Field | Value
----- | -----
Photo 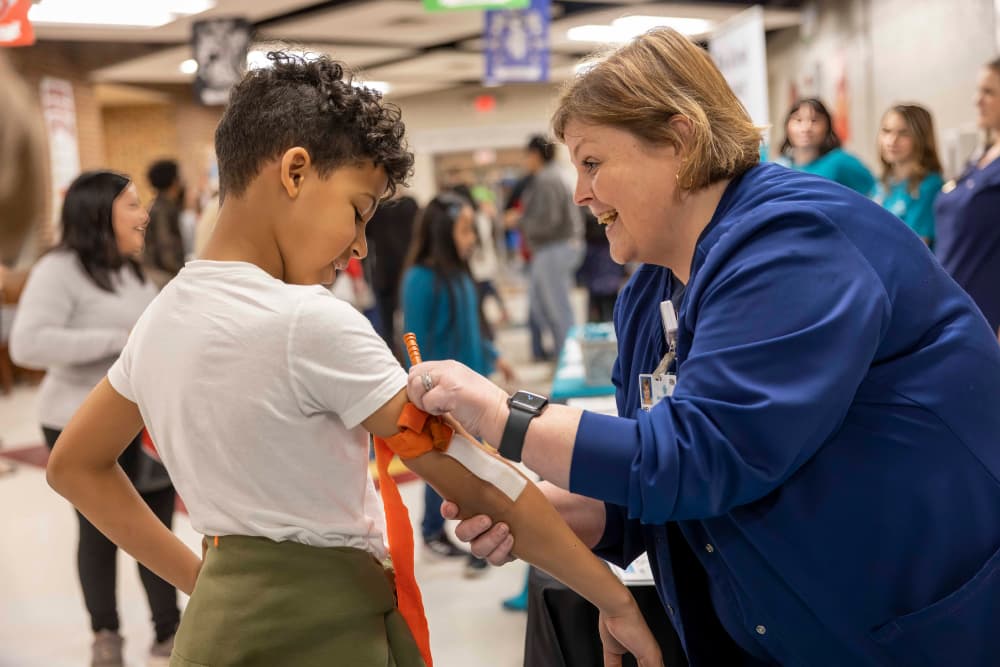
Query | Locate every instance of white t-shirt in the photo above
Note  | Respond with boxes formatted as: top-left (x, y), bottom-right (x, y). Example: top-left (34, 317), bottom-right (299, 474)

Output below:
top-left (108, 260), bottom-right (406, 558)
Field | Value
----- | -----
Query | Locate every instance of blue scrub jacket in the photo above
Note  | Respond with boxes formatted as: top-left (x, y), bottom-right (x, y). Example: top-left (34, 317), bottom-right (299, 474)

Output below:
top-left (571, 163), bottom-right (1000, 666)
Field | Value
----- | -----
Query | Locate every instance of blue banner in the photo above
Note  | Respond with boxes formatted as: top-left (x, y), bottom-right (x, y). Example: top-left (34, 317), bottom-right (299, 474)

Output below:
top-left (484, 0), bottom-right (549, 85)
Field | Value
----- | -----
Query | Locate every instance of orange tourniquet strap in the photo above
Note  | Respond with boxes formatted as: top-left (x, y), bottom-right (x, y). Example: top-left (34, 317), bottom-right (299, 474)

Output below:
top-left (382, 403), bottom-right (453, 459)
top-left (373, 403), bottom-right (453, 667)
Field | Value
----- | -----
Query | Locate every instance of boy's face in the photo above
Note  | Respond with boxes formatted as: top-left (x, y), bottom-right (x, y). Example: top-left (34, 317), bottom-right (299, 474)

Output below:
top-left (277, 156), bottom-right (388, 286)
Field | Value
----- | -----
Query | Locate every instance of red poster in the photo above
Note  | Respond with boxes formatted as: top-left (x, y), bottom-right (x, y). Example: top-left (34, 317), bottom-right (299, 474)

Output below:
top-left (0, 0), bottom-right (35, 47)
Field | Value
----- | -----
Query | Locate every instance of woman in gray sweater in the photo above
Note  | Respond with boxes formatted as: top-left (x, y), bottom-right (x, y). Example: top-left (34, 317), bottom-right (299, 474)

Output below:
top-left (11, 171), bottom-right (178, 667)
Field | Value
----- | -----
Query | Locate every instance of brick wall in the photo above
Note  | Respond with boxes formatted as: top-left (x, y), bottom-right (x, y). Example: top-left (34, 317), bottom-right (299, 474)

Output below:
top-left (7, 42), bottom-right (223, 218)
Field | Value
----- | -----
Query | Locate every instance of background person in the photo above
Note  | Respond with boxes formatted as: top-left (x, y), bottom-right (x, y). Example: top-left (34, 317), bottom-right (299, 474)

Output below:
top-left (778, 98), bottom-right (876, 195)
top-left (10, 171), bottom-right (178, 667)
top-left (508, 135), bottom-right (584, 361)
top-left (934, 57), bottom-right (1000, 340)
top-left (401, 192), bottom-right (514, 575)
top-left (874, 103), bottom-right (944, 246)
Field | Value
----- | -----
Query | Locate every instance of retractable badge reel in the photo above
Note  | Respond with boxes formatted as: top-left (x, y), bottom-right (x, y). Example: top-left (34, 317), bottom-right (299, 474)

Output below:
top-left (639, 300), bottom-right (679, 411)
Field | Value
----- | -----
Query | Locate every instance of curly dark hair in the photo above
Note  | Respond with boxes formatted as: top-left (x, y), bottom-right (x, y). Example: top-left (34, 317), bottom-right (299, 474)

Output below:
top-left (57, 170), bottom-right (145, 293)
top-left (214, 52), bottom-right (413, 202)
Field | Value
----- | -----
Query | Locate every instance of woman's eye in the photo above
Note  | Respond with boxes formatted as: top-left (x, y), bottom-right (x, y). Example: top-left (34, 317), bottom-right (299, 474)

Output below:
top-left (582, 160), bottom-right (599, 174)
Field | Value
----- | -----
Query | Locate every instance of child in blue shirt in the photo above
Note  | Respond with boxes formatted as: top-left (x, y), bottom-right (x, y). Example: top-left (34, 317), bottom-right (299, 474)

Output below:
top-left (778, 98), bottom-right (875, 195)
top-left (401, 193), bottom-right (514, 571)
top-left (874, 104), bottom-right (944, 245)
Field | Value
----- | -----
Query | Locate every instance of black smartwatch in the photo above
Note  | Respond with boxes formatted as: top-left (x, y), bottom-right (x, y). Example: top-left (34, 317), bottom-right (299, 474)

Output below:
top-left (498, 390), bottom-right (549, 463)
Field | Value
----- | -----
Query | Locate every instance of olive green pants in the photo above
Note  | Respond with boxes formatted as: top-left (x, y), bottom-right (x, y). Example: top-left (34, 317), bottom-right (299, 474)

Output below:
top-left (171, 536), bottom-right (425, 667)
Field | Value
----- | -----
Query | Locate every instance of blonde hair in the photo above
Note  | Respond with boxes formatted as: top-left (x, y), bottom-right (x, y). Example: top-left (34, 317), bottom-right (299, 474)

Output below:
top-left (878, 104), bottom-right (942, 196)
top-left (552, 28), bottom-right (762, 191)
top-left (0, 53), bottom-right (48, 260)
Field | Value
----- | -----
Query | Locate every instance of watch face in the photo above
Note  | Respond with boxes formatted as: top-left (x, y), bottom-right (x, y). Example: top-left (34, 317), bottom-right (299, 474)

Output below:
top-left (510, 391), bottom-right (548, 413)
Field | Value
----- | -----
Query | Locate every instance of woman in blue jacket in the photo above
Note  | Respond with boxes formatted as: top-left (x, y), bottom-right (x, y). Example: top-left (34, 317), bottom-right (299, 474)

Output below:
top-left (934, 57), bottom-right (1000, 339)
top-left (406, 29), bottom-right (1000, 667)
top-left (778, 98), bottom-right (876, 196)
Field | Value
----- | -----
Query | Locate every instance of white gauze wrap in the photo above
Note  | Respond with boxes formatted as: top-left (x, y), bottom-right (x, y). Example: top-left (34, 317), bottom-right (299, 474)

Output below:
top-left (444, 433), bottom-right (528, 501)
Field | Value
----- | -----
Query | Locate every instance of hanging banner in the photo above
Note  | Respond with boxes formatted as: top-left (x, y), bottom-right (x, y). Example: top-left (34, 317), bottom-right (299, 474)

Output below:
top-left (424, 0), bottom-right (527, 10)
top-left (0, 0), bottom-right (35, 47)
top-left (484, 0), bottom-right (549, 85)
top-left (192, 17), bottom-right (251, 106)
top-left (709, 5), bottom-right (770, 129)
top-left (40, 77), bottom-right (81, 234)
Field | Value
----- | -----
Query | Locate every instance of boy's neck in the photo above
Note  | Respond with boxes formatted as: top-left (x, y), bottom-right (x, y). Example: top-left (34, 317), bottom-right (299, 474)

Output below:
top-left (200, 191), bottom-right (284, 281)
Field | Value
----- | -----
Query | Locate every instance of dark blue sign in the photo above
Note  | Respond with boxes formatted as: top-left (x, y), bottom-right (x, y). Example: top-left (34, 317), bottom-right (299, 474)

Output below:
top-left (484, 0), bottom-right (549, 85)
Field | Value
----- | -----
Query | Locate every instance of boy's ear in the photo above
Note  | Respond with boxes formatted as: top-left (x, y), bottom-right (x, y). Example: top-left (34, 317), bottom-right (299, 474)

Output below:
top-left (279, 147), bottom-right (312, 198)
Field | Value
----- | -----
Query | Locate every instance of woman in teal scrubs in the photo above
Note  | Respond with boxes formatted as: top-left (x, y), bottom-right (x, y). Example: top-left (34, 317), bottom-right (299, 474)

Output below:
top-left (778, 98), bottom-right (875, 195)
top-left (874, 104), bottom-right (944, 246)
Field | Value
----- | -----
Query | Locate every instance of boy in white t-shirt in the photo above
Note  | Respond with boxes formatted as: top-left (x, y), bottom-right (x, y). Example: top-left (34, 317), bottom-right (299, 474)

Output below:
top-left (46, 52), bottom-right (662, 667)
top-left (45, 52), bottom-right (424, 666)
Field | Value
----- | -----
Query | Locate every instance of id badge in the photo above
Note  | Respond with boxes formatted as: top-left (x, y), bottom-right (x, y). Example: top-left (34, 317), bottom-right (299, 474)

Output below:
top-left (639, 373), bottom-right (676, 411)
top-left (638, 373), bottom-right (656, 411)
top-left (651, 374), bottom-right (676, 402)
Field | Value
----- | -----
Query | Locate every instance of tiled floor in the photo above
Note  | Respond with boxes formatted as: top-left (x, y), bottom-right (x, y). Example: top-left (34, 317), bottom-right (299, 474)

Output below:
top-left (0, 280), bottom-right (580, 667)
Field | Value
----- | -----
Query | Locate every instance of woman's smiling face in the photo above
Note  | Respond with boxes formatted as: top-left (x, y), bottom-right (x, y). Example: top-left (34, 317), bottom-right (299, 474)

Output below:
top-left (563, 120), bottom-right (682, 266)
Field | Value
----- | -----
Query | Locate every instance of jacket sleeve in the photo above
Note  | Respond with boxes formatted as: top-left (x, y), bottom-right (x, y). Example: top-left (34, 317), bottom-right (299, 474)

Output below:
top-left (10, 258), bottom-right (129, 369)
top-left (570, 213), bottom-right (890, 522)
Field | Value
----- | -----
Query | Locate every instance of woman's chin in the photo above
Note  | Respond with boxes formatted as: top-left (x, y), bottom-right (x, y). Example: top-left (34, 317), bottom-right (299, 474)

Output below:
top-left (608, 245), bottom-right (630, 266)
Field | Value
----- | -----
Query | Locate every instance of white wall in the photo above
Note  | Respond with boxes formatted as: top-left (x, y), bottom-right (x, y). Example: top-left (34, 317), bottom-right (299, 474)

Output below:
top-left (766, 0), bottom-right (999, 177)
top-left (394, 83), bottom-right (560, 203)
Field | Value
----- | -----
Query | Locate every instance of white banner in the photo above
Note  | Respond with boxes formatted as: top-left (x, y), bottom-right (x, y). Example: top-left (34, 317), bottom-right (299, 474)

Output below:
top-left (40, 77), bottom-right (81, 236)
top-left (709, 5), bottom-right (770, 130)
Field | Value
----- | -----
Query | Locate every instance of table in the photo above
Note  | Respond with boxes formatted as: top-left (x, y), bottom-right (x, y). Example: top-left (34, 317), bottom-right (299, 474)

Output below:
top-left (550, 325), bottom-right (617, 403)
top-left (523, 567), bottom-right (688, 667)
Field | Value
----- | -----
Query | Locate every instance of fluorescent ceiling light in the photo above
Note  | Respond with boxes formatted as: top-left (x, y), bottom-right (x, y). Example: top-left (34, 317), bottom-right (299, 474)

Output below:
top-left (356, 81), bottom-right (392, 95)
top-left (567, 15), bottom-right (714, 43)
top-left (245, 49), bottom-right (323, 70)
top-left (245, 50), bottom-right (391, 93)
top-left (29, 0), bottom-right (215, 28)
top-left (179, 59), bottom-right (199, 74)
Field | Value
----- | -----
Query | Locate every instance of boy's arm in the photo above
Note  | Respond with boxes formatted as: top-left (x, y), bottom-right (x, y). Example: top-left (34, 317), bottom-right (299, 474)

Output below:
top-left (363, 390), bottom-right (661, 666)
top-left (46, 378), bottom-right (202, 595)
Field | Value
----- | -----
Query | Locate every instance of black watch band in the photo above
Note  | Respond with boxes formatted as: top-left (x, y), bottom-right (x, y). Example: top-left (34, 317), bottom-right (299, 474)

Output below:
top-left (498, 406), bottom-right (534, 463)
top-left (498, 391), bottom-right (548, 463)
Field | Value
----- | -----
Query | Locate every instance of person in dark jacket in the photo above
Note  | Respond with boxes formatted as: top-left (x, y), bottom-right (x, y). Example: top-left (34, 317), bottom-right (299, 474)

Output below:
top-left (408, 28), bottom-right (1000, 667)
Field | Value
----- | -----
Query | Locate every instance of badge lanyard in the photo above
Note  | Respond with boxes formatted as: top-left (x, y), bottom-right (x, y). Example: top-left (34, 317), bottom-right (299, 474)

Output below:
top-left (639, 300), bottom-right (678, 412)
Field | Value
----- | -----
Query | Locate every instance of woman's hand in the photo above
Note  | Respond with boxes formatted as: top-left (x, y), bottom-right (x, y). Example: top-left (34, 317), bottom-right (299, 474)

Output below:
top-left (441, 500), bottom-right (516, 566)
top-left (599, 604), bottom-right (664, 667)
top-left (407, 360), bottom-right (509, 442)
top-left (441, 483), bottom-right (608, 563)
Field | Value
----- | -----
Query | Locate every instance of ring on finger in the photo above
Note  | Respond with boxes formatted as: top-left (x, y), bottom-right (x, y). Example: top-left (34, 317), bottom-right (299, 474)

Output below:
top-left (421, 372), bottom-right (433, 392)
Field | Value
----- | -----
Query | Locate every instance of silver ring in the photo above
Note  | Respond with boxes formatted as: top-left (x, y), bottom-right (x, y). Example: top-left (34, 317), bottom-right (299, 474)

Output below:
top-left (421, 372), bottom-right (433, 392)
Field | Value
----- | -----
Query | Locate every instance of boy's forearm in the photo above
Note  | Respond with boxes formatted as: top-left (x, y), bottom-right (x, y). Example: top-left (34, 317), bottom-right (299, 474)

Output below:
top-left (404, 448), bottom-right (634, 615)
top-left (48, 465), bottom-right (201, 594)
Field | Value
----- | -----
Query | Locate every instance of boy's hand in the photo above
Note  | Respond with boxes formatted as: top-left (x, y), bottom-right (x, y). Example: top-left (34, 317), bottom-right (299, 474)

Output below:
top-left (599, 605), bottom-right (664, 667)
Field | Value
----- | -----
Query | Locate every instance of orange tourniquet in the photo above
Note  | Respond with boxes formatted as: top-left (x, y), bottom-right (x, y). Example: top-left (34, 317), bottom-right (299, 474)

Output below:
top-left (373, 403), bottom-right (453, 667)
